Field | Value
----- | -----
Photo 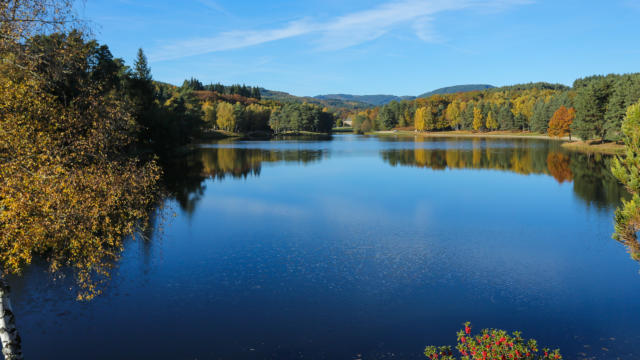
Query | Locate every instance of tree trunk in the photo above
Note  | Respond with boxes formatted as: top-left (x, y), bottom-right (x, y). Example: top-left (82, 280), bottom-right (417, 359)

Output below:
top-left (0, 278), bottom-right (22, 360)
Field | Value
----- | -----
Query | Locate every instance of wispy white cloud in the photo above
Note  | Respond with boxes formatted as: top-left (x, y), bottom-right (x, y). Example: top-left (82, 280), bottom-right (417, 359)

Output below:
top-left (195, 0), bottom-right (232, 17)
top-left (154, 19), bottom-right (312, 60)
top-left (412, 16), bottom-right (445, 43)
top-left (150, 0), bottom-right (532, 61)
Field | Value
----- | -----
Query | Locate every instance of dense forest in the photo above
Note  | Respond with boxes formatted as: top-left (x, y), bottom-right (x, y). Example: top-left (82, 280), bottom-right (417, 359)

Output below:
top-left (349, 76), bottom-right (640, 142)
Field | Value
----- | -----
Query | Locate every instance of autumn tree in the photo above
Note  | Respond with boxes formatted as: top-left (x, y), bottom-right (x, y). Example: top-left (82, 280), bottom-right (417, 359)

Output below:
top-left (472, 107), bottom-right (484, 131)
top-left (202, 101), bottom-right (217, 128)
top-left (0, 1), bottom-right (160, 358)
top-left (485, 111), bottom-right (498, 130)
top-left (547, 106), bottom-right (575, 139)
top-left (446, 101), bottom-right (462, 130)
top-left (216, 102), bottom-right (236, 131)
top-left (415, 106), bottom-right (430, 131)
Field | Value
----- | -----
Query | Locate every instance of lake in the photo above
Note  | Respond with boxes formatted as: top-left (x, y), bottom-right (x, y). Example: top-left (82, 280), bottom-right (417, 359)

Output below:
top-left (8, 135), bottom-right (640, 359)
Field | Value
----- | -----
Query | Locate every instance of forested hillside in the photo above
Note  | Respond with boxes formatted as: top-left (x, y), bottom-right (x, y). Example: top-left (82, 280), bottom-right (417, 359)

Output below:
top-left (313, 85), bottom-right (495, 106)
top-left (260, 88), bottom-right (371, 111)
top-left (314, 94), bottom-right (414, 106)
top-left (417, 84), bottom-right (495, 98)
top-left (347, 77), bottom-right (640, 141)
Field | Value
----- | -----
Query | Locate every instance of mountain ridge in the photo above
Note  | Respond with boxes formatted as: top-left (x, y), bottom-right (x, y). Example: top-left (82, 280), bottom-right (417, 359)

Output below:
top-left (260, 84), bottom-right (496, 108)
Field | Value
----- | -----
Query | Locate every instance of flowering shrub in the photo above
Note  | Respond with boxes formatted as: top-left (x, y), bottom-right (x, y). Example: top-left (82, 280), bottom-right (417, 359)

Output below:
top-left (424, 322), bottom-right (562, 360)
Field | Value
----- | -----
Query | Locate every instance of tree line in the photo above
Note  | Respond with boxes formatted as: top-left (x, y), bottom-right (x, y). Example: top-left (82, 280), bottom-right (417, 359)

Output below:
top-left (182, 78), bottom-right (262, 99)
top-left (347, 75), bottom-right (640, 141)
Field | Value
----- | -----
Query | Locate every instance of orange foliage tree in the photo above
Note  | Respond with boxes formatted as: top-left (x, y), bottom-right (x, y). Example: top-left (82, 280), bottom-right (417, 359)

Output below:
top-left (547, 106), bottom-right (575, 138)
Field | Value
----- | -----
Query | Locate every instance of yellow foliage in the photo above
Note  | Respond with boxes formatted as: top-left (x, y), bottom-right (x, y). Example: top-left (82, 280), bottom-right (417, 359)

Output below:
top-left (0, 0), bottom-right (160, 300)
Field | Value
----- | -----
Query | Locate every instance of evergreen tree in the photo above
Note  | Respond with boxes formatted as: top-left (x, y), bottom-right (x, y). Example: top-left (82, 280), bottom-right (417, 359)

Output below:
top-left (530, 99), bottom-right (548, 133)
top-left (128, 48), bottom-right (155, 143)
top-left (497, 102), bottom-right (515, 130)
top-left (377, 104), bottom-right (397, 130)
top-left (612, 100), bottom-right (640, 242)
top-left (604, 74), bottom-right (640, 141)
top-left (572, 77), bottom-right (613, 140)
top-left (133, 48), bottom-right (151, 81)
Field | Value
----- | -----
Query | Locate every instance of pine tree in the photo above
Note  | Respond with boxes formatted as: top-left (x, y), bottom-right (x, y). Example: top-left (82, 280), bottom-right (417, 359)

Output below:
top-left (572, 78), bottom-right (612, 140)
top-left (530, 99), bottom-right (548, 133)
top-left (604, 74), bottom-right (640, 141)
top-left (612, 100), bottom-right (640, 245)
top-left (134, 48), bottom-right (151, 81)
top-left (497, 103), bottom-right (515, 130)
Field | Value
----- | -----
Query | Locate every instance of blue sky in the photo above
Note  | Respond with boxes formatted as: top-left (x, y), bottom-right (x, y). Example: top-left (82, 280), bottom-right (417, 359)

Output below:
top-left (81, 0), bottom-right (640, 96)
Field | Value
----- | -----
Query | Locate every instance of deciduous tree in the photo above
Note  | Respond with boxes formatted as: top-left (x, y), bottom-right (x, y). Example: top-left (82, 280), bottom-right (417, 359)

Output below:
top-left (486, 111), bottom-right (498, 130)
top-left (473, 107), bottom-right (484, 131)
top-left (548, 106), bottom-right (575, 138)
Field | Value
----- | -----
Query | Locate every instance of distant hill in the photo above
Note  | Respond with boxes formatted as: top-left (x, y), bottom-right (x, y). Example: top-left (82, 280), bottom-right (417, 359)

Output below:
top-left (260, 88), bottom-right (372, 110)
top-left (310, 85), bottom-right (496, 106)
top-left (314, 94), bottom-right (414, 106)
top-left (417, 84), bottom-right (495, 98)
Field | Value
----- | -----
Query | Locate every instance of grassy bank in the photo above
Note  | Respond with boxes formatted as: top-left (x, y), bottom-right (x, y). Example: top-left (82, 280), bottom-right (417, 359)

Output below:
top-left (561, 140), bottom-right (625, 155)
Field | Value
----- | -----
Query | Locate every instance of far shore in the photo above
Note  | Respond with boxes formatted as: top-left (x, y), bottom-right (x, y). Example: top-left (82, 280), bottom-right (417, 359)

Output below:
top-left (369, 130), bottom-right (625, 155)
top-left (371, 129), bottom-right (571, 141)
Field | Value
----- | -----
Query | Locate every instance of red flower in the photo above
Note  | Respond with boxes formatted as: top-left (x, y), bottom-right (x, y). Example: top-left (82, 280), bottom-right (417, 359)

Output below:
top-left (465, 326), bottom-right (471, 335)
top-left (461, 336), bottom-right (466, 343)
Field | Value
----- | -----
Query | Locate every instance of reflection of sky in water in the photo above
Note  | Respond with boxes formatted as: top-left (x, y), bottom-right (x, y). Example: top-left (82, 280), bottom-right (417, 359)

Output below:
top-left (9, 135), bottom-right (640, 360)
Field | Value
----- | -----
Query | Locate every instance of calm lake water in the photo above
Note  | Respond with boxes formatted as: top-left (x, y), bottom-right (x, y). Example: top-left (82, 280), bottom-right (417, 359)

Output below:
top-left (9, 135), bottom-right (640, 359)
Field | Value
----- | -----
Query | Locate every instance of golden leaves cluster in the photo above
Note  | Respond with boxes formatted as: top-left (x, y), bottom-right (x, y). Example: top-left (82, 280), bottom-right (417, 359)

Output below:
top-left (1, 0), bottom-right (160, 300)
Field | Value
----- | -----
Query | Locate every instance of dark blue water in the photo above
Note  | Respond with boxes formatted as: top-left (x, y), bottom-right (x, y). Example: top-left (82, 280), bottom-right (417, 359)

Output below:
top-left (9, 135), bottom-right (640, 359)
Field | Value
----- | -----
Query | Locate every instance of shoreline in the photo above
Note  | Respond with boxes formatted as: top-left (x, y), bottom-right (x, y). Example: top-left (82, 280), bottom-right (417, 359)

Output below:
top-left (371, 130), bottom-right (571, 141)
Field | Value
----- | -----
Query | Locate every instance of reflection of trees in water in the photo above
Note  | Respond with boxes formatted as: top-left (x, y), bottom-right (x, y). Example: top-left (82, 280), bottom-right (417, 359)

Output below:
top-left (383, 139), bottom-right (548, 175)
top-left (161, 146), bottom-right (323, 212)
top-left (546, 153), bottom-right (573, 183)
top-left (570, 153), bottom-right (628, 210)
top-left (381, 138), bottom-right (627, 209)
